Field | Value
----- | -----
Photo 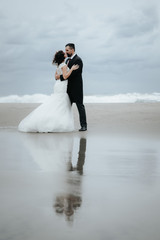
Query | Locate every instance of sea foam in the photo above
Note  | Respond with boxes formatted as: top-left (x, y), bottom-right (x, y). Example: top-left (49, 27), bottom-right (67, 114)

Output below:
top-left (0, 93), bottom-right (160, 103)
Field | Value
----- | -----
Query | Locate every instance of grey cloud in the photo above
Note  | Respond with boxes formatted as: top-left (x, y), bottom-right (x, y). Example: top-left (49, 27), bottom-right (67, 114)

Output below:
top-left (1, 0), bottom-right (160, 96)
top-left (115, 6), bottom-right (159, 38)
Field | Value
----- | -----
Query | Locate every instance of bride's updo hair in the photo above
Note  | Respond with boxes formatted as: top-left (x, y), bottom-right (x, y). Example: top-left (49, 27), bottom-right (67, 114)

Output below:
top-left (52, 50), bottom-right (65, 65)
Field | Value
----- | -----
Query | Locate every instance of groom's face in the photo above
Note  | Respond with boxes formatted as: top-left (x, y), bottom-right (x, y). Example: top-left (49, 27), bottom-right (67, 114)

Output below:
top-left (65, 46), bottom-right (73, 57)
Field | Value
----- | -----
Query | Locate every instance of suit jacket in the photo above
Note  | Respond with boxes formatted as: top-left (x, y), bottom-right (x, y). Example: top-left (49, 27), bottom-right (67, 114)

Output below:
top-left (60, 54), bottom-right (83, 104)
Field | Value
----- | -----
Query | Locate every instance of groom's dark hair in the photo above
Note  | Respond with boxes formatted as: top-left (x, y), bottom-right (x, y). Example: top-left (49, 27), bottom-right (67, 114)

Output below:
top-left (65, 43), bottom-right (75, 51)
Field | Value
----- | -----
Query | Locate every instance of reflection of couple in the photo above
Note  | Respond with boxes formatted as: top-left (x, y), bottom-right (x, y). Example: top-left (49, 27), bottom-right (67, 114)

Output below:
top-left (20, 131), bottom-right (86, 221)
top-left (54, 138), bottom-right (86, 221)
top-left (18, 43), bottom-right (87, 133)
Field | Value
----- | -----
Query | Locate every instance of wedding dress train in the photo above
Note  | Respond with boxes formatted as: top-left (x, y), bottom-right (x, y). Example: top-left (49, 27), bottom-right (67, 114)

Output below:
top-left (18, 62), bottom-right (74, 132)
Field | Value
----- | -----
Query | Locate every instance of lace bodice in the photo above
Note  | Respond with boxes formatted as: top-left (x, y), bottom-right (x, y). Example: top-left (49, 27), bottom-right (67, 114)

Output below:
top-left (54, 62), bottom-right (68, 94)
top-left (56, 62), bottom-right (66, 75)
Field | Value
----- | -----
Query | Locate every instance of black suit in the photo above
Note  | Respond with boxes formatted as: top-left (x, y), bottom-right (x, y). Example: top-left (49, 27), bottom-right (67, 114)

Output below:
top-left (60, 54), bottom-right (87, 128)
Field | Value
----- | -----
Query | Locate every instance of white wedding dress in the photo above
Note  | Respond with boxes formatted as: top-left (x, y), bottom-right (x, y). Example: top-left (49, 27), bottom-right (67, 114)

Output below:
top-left (18, 62), bottom-right (74, 132)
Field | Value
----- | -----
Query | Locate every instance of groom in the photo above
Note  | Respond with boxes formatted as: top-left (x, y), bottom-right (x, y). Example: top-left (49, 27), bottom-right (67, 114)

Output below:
top-left (56, 43), bottom-right (87, 131)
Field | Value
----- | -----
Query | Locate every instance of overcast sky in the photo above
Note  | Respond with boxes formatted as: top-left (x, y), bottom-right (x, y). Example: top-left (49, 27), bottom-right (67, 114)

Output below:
top-left (0, 0), bottom-right (160, 96)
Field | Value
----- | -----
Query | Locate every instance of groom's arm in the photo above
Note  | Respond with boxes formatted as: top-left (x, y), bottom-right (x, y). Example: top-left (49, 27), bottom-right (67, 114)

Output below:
top-left (68, 59), bottom-right (83, 77)
top-left (57, 58), bottom-right (82, 81)
top-left (60, 74), bottom-right (65, 81)
top-left (55, 72), bottom-right (65, 81)
top-left (55, 70), bottom-right (65, 81)
top-left (60, 59), bottom-right (82, 80)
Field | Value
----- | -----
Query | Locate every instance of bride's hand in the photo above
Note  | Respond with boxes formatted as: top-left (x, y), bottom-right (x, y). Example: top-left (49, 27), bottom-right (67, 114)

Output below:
top-left (71, 64), bottom-right (79, 71)
top-left (55, 71), bottom-right (60, 80)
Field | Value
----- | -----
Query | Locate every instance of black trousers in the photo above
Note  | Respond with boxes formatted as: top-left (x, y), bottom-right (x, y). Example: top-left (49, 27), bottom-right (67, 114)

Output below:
top-left (72, 102), bottom-right (87, 128)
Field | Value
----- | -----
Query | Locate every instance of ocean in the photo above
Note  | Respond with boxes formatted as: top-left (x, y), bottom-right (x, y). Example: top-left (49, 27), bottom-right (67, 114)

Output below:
top-left (0, 93), bottom-right (160, 103)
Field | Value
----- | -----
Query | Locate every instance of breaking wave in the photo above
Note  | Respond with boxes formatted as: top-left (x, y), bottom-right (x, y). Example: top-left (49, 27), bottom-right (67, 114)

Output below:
top-left (0, 93), bottom-right (160, 103)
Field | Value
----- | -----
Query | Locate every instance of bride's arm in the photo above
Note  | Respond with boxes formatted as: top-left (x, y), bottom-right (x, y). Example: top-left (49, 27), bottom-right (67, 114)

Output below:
top-left (62, 64), bottom-right (79, 80)
top-left (55, 70), bottom-right (60, 80)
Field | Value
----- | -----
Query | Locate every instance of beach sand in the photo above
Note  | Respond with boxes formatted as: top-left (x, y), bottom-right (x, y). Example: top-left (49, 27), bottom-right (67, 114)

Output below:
top-left (1, 102), bottom-right (160, 136)
top-left (0, 103), bottom-right (160, 240)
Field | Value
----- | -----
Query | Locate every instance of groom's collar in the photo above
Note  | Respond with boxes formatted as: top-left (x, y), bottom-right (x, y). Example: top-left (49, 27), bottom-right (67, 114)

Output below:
top-left (71, 53), bottom-right (76, 59)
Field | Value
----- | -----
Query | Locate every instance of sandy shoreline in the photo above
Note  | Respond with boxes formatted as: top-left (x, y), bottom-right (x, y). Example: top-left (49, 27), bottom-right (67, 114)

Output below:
top-left (1, 103), bottom-right (160, 239)
top-left (1, 102), bottom-right (160, 136)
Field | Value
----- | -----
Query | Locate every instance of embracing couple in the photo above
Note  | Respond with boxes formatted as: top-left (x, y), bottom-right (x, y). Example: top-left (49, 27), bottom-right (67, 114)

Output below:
top-left (18, 43), bottom-right (87, 133)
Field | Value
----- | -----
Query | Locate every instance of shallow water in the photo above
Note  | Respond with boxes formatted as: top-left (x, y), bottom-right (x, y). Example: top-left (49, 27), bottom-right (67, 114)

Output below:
top-left (0, 129), bottom-right (160, 240)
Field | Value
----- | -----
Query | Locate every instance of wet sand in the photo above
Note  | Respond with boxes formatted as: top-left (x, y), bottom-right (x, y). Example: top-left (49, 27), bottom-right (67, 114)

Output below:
top-left (0, 103), bottom-right (160, 240)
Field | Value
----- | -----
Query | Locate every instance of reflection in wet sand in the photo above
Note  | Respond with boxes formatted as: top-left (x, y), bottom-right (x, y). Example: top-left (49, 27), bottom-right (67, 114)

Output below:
top-left (54, 195), bottom-right (82, 220)
top-left (1, 129), bottom-right (160, 239)
top-left (54, 138), bottom-right (86, 221)
top-left (20, 133), bottom-right (87, 222)
top-left (67, 138), bottom-right (86, 174)
top-left (20, 133), bottom-right (74, 172)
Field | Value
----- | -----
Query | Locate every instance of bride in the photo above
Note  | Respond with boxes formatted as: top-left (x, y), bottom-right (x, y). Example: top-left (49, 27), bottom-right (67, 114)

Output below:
top-left (18, 50), bottom-right (79, 133)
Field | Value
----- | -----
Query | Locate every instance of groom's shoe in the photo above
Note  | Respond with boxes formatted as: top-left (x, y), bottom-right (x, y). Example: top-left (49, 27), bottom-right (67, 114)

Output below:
top-left (79, 126), bottom-right (87, 131)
